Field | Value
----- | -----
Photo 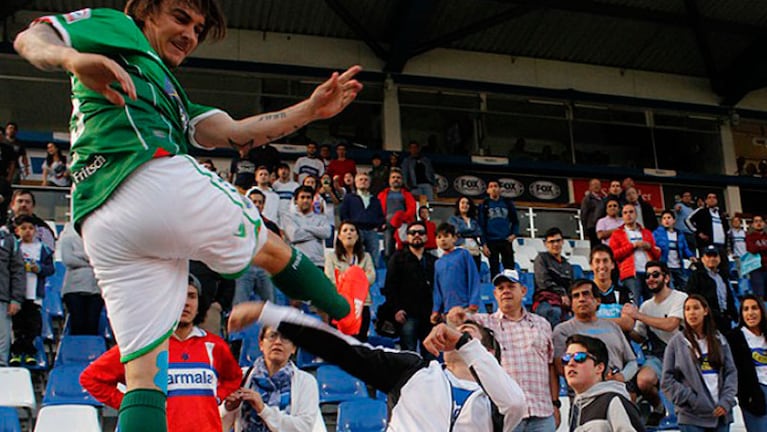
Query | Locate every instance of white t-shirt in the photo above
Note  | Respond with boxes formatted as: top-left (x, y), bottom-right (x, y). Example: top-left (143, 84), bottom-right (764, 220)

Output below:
top-left (710, 209), bottom-right (725, 245)
top-left (634, 289), bottom-right (687, 345)
top-left (293, 156), bottom-right (325, 183)
top-left (697, 337), bottom-right (720, 401)
top-left (20, 241), bottom-right (42, 302)
top-left (634, 203), bottom-right (644, 227)
top-left (626, 227), bottom-right (647, 273)
top-left (666, 231), bottom-right (681, 269)
top-left (742, 327), bottom-right (767, 386)
top-left (730, 228), bottom-right (747, 258)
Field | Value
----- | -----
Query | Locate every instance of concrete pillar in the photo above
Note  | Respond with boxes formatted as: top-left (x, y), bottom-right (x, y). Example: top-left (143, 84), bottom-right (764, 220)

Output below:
top-left (381, 77), bottom-right (402, 152)
top-left (720, 122), bottom-right (742, 215)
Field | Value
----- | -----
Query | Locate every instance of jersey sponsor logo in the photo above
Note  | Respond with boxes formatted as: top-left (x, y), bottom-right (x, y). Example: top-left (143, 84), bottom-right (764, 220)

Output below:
top-left (71, 154), bottom-right (106, 184)
top-left (167, 364), bottom-right (217, 396)
top-left (64, 8), bottom-right (92, 23)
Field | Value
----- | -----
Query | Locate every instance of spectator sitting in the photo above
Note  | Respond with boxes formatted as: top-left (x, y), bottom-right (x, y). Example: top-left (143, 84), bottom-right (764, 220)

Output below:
top-left (339, 172), bottom-right (385, 266)
top-left (685, 245), bottom-right (737, 332)
top-left (283, 186), bottom-right (332, 269)
top-left (589, 244), bottom-right (634, 332)
top-left (609, 204), bottom-right (661, 303)
top-left (447, 195), bottom-right (483, 271)
top-left (41, 142), bottom-right (70, 187)
top-left (431, 223), bottom-right (479, 323)
top-left (563, 334), bottom-right (645, 432)
top-left (653, 210), bottom-right (696, 289)
top-left (292, 141), bottom-right (324, 184)
top-left (342, 172), bottom-right (354, 194)
top-left (325, 143), bottom-right (356, 182)
top-left (252, 166), bottom-right (281, 226)
top-left (222, 325), bottom-right (325, 432)
top-left (318, 173), bottom-right (345, 247)
top-left (661, 295), bottom-right (737, 432)
top-left (60, 221), bottom-right (103, 335)
top-left (324, 221), bottom-right (375, 341)
top-left (418, 205), bottom-right (437, 253)
top-left (725, 295), bottom-right (767, 431)
top-left (533, 227), bottom-right (573, 329)
top-left (596, 198), bottom-right (623, 246)
top-left (9, 215), bottom-right (54, 366)
top-left (81, 278), bottom-right (242, 432)
top-left (728, 215), bottom-right (747, 262)
top-left (625, 261), bottom-right (688, 426)
top-left (368, 153), bottom-right (388, 196)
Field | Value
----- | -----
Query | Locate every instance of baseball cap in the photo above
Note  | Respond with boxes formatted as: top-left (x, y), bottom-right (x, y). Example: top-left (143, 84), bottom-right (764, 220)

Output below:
top-left (703, 245), bottom-right (719, 256)
top-left (492, 269), bottom-right (522, 286)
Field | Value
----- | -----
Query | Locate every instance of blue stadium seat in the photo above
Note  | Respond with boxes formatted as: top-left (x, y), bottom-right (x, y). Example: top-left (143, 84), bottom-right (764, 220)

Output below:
top-left (296, 348), bottom-right (326, 370)
top-left (25, 337), bottom-right (50, 371)
top-left (479, 261), bottom-right (490, 283)
top-left (630, 341), bottom-right (646, 367)
top-left (41, 310), bottom-right (55, 343)
top-left (479, 282), bottom-right (497, 313)
top-left (519, 271), bottom-right (535, 307)
top-left (0, 407), bottom-right (21, 432)
top-left (656, 390), bottom-right (678, 430)
top-left (97, 309), bottom-right (114, 341)
top-left (43, 292), bottom-right (64, 320)
top-left (238, 323), bottom-right (263, 367)
top-left (572, 264), bottom-right (584, 279)
top-left (55, 335), bottom-right (106, 367)
top-left (336, 399), bottom-right (387, 432)
top-left (316, 365), bottom-right (368, 404)
top-left (375, 269), bottom-right (387, 285)
top-left (738, 278), bottom-right (752, 296)
top-left (42, 365), bottom-right (103, 407)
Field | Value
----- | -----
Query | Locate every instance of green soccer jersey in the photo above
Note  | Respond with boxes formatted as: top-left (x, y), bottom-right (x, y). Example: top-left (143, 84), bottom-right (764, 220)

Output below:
top-left (39, 8), bottom-right (220, 223)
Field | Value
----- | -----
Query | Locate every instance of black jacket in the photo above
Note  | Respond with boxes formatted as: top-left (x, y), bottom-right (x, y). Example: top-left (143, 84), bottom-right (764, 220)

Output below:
top-left (636, 199), bottom-right (658, 231)
top-left (726, 327), bottom-right (767, 416)
top-left (685, 206), bottom-right (730, 247)
top-left (384, 248), bottom-right (436, 318)
top-left (685, 265), bottom-right (737, 331)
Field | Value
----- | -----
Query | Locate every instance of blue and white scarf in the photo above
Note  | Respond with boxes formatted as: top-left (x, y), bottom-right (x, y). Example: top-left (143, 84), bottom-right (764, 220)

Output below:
top-left (242, 357), bottom-right (295, 432)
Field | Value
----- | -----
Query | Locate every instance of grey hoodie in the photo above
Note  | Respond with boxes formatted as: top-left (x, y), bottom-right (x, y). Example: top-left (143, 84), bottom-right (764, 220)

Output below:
top-left (570, 380), bottom-right (645, 432)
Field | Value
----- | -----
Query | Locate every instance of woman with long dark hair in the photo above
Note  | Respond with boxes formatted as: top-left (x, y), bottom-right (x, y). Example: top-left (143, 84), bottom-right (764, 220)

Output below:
top-left (726, 294), bottom-right (767, 431)
top-left (447, 195), bottom-right (483, 270)
top-left (661, 294), bottom-right (737, 432)
top-left (324, 221), bottom-right (375, 341)
top-left (41, 142), bottom-right (70, 186)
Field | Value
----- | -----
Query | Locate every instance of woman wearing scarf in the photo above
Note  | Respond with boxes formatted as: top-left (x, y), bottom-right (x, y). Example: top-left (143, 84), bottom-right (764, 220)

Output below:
top-left (221, 326), bottom-right (325, 432)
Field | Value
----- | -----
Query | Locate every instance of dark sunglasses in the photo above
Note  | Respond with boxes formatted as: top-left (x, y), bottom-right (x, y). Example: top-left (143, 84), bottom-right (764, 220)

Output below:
top-left (561, 352), bottom-right (598, 364)
top-left (407, 230), bottom-right (426, 236)
top-left (644, 271), bottom-right (664, 280)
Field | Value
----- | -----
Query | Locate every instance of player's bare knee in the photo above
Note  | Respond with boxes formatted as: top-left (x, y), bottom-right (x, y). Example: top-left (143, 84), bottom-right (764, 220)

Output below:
top-left (636, 367), bottom-right (657, 391)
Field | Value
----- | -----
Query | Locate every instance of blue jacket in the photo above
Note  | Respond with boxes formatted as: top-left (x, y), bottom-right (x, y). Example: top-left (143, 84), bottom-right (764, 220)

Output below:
top-left (339, 193), bottom-right (385, 231)
top-left (446, 215), bottom-right (483, 247)
top-left (478, 198), bottom-right (520, 242)
top-left (433, 248), bottom-right (480, 313)
top-left (652, 227), bottom-right (694, 264)
top-left (18, 240), bottom-right (55, 300)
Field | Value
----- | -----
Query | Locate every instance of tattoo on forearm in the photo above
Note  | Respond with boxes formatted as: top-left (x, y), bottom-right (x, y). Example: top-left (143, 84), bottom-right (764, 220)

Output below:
top-left (229, 138), bottom-right (254, 152)
top-left (258, 112), bottom-right (287, 122)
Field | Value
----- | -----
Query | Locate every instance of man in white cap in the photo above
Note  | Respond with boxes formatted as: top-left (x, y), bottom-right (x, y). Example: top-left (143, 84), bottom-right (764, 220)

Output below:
top-left (448, 269), bottom-right (561, 431)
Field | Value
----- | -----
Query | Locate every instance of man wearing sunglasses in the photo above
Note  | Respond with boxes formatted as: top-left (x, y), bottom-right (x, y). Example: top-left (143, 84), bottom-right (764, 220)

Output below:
top-left (623, 261), bottom-right (687, 426)
top-left (564, 334), bottom-right (645, 431)
top-left (384, 220), bottom-right (438, 360)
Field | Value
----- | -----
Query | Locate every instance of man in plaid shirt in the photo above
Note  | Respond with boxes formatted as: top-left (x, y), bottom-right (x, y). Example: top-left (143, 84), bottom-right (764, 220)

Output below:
top-left (449, 269), bottom-right (560, 431)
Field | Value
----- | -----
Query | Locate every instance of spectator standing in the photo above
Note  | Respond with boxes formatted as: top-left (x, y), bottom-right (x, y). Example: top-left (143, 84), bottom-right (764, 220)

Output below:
top-left (448, 269), bottom-right (561, 432)
top-left (339, 172), bottom-right (385, 266)
top-left (318, 144), bottom-right (332, 170)
top-left (325, 143), bottom-right (356, 182)
top-left (479, 180), bottom-right (520, 277)
top-left (3, 122), bottom-right (28, 182)
top-left (653, 210), bottom-right (696, 289)
top-left (8, 189), bottom-right (56, 251)
top-left (418, 205), bottom-right (438, 253)
top-left (252, 166), bottom-right (280, 225)
top-left (431, 223), bottom-right (479, 323)
top-left (246, 142), bottom-right (281, 175)
top-left (401, 141), bottom-right (436, 201)
top-left (41, 142), bottom-right (70, 187)
top-left (229, 152), bottom-right (256, 193)
top-left (283, 186), bottom-right (332, 269)
top-left (625, 261), bottom-right (687, 426)
top-left (81, 279), bottom-right (242, 432)
top-left (384, 221), bottom-right (437, 360)
top-left (0, 226), bottom-right (25, 366)
top-left (60, 221), bottom-right (103, 335)
top-left (533, 227), bottom-right (573, 329)
top-left (686, 193), bottom-right (730, 259)
top-left (661, 295), bottom-right (737, 432)
top-left (368, 153), bottom-right (388, 196)
top-left (726, 295), bottom-right (767, 431)
top-left (728, 215), bottom-right (747, 261)
top-left (589, 244), bottom-right (634, 332)
top-left (597, 180), bottom-right (623, 219)
top-left (746, 214), bottom-right (767, 298)
top-left (610, 204), bottom-right (660, 303)
top-left (447, 195), bottom-right (484, 271)
top-left (563, 334), bottom-right (646, 432)
top-left (9, 215), bottom-right (54, 366)
top-left (317, 173), bottom-right (345, 247)
top-left (581, 178), bottom-right (603, 247)
top-left (292, 141), bottom-right (324, 183)
top-left (272, 162), bottom-right (299, 226)
top-left (596, 198), bottom-right (623, 246)
top-left (625, 187), bottom-right (658, 231)
top-left (234, 190), bottom-right (278, 306)
top-left (222, 325), bottom-right (326, 432)
top-left (685, 246), bottom-right (737, 332)
top-left (674, 191), bottom-right (697, 252)
top-left (189, 260), bottom-right (235, 337)
top-left (378, 168), bottom-right (416, 261)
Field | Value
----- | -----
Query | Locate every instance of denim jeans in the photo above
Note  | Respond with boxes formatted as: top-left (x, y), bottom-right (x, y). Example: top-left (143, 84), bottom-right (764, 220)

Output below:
top-left (669, 268), bottom-right (689, 291)
top-left (410, 183), bottom-right (434, 201)
top-left (400, 315), bottom-right (436, 362)
top-left (513, 415), bottom-right (556, 432)
top-left (622, 275), bottom-right (646, 303)
top-left (743, 384), bottom-right (767, 432)
top-left (535, 301), bottom-right (563, 329)
top-left (360, 229), bottom-right (381, 269)
top-left (234, 265), bottom-right (275, 305)
top-left (750, 269), bottom-right (767, 298)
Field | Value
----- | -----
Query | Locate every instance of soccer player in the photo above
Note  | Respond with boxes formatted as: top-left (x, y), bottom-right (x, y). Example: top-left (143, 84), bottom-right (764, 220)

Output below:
top-left (14, 1), bottom-right (361, 431)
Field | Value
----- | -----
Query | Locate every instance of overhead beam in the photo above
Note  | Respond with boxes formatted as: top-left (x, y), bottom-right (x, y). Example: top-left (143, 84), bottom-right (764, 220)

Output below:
top-left (383, 0), bottom-right (436, 73)
top-left (323, 0), bottom-right (388, 61)
top-left (683, 0), bottom-right (719, 90)
top-left (718, 38), bottom-right (767, 105)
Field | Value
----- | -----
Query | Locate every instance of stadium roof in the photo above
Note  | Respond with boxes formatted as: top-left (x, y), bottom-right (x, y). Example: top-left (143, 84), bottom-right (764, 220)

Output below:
top-left (4, 0), bottom-right (767, 105)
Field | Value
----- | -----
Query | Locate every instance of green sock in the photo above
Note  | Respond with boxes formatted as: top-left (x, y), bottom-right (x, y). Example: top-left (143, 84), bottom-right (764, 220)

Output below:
top-left (118, 389), bottom-right (167, 432)
top-left (272, 247), bottom-right (350, 319)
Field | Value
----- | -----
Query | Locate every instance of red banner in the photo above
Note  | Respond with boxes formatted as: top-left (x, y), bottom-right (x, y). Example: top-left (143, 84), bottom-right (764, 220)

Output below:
top-left (572, 179), bottom-right (665, 210)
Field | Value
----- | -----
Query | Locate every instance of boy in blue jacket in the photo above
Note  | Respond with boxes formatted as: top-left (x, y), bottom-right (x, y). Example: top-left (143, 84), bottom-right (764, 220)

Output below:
top-left (9, 215), bottom-right (54, 366)
top-left (431, 223), bottom-right (480, 323)
top-left (653, 210), bottom-right (696, 289)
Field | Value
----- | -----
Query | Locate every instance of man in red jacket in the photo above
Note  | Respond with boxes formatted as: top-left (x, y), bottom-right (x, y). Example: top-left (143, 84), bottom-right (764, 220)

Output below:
top-left (609, 204), bottom-right (661, 303)
top-left (378, 168), bottom-right (416, 261)
top-left (746, 214), bottom-right (767, 298)
top-left (80, 276), bottom-right (242, 432)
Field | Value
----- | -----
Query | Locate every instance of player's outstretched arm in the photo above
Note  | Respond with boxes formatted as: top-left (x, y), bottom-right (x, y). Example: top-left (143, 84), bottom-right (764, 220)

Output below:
top-left (194, 66), bottom-right (363, 156)
top-left (14, 24), bottom-right (137, 106)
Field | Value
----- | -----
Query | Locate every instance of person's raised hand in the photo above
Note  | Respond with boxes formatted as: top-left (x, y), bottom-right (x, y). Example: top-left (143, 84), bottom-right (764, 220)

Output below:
top-left (308, 66), bottom-right (363, 120)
